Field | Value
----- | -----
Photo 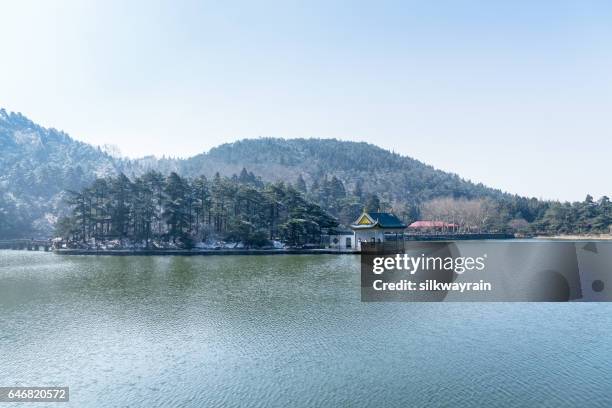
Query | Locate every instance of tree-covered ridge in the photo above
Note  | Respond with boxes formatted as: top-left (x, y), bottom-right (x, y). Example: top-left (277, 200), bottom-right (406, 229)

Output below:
top-left (2, 109), bottom-right (612, 239)
top-left (0, 109), bottom-right (134, 236)
top-left (292, 173), bottom-right (612, 236)
top-left (57, 170), bottom-right (338, 248)
top-left (182, 138), bottom-right (508, 205)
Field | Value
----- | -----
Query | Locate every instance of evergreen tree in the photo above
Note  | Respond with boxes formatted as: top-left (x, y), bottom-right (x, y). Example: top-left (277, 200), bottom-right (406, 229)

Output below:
top-left (296, 174), bottom-right (307, 194)
top-left (593, 196), bottom-right (612, 232)
top-left (353, 180), bottom-right (363, 200)
top-left (163, 172), bottom-right (192, 247)
top-left (365, 194), bottom-right (381, 212)
top-left (110, 173), bottom-right (132, 239)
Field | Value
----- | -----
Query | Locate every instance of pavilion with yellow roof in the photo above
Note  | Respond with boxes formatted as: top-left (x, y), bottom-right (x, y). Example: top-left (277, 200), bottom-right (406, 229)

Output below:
top-left (350, 211), bottom-right (407, 250)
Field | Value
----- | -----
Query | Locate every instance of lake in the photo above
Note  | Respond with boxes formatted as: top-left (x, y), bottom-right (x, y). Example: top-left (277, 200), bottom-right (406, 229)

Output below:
top-left (1, 250), bottom-right (611, 407)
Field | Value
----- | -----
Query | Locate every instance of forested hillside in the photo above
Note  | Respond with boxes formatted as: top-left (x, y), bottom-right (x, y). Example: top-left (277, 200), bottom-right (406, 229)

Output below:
top-left (135, 139), bottom-right (515, 226)
top-left (0, 109), bottom-right (134, 237)
top-left (181, 138), bottom-right (506, 203)
top-left (1, 109), bottom-right (611, 239)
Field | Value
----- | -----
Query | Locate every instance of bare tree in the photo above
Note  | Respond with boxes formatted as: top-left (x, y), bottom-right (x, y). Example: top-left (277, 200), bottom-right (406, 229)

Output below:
top-left (420, 197), bottom-right (497, 233)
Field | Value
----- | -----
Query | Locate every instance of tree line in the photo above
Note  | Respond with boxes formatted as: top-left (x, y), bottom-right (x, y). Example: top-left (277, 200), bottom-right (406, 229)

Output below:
top-left (298, 173), bottom-right (612, 236)
top-left (57, 170), bottom-right (338, 248)
top-left (57, 168), bottom-right (612, 246)
top-left (414, 195), bottom-right (612, 235)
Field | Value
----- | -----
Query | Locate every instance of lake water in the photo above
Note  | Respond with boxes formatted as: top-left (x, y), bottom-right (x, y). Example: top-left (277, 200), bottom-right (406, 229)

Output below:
top-left (1, 250), bottom-right (611, 407)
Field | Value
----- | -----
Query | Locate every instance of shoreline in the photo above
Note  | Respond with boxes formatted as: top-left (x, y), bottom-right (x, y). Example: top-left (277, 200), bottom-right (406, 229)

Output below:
top-left (534, 235), bottom-right (612, 241)
top-left (32, 235), bottom-right (612, 255)
top-left (54, 248), bottom-right (361, 256)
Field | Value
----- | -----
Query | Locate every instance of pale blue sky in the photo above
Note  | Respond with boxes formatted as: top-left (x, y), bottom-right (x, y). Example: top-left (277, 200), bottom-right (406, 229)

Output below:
top-left (2, 0), bottom-right (611, 201)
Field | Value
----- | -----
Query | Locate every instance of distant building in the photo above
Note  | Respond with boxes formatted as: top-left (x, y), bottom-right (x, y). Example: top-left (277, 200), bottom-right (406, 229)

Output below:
top-left (324, 229), bottom-right (355, 250)
top-left (350, 212), bottom-right (407, 250)
top-left (409, 220), bottom-right (458, 232)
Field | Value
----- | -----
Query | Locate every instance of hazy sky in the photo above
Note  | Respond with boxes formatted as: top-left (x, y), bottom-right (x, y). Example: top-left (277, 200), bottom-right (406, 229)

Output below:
top-left (2, 0), bottom-right (611, 201)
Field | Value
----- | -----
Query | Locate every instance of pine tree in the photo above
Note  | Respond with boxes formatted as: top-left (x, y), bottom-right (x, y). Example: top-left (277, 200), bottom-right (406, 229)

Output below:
top-left (353, 180), bottom-right (363, 200)
top-left (163, 172), bottom-right (192, 247)
top-left (238, 168), bottom-right (249, 183)
top-left (365, 194), bottom-right (381, 212)
top-left (110, 173), bottom-right (132, 239)
top-left (296, 174), bottom-right (307, 194)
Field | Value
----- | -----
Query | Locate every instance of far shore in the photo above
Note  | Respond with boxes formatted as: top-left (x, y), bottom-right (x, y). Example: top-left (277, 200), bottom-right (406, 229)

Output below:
top-left (54, 248), bottom-right (360, 256)
top-left (535, 234), bottom-right (612, 241)
top-left (9, 233), bottom-right (612, 255)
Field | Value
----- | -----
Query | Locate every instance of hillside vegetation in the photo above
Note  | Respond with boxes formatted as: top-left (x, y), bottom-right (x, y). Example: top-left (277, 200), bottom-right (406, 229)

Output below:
top-left (57, 171), bottom-right (337, 248)
top-left (1, 109), bottom-right (611, 239)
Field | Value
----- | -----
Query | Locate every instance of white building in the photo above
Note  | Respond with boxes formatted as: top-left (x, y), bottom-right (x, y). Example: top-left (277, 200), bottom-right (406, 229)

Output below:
top-left (326, 231), bottom-right (355, 250)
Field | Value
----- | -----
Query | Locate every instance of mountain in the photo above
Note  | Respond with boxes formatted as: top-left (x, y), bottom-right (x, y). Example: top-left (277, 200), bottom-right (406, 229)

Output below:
top-left (0, 109), bottom-right (510, 238)
top-left (0, 109), bottom-right (135, 237)
top-left (180, 138), bottom-right (506, 203)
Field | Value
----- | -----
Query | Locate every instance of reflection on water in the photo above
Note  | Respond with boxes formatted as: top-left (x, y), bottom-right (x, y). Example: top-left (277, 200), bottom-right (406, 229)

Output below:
top-left (0, 251), bottom-right (611, 407)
